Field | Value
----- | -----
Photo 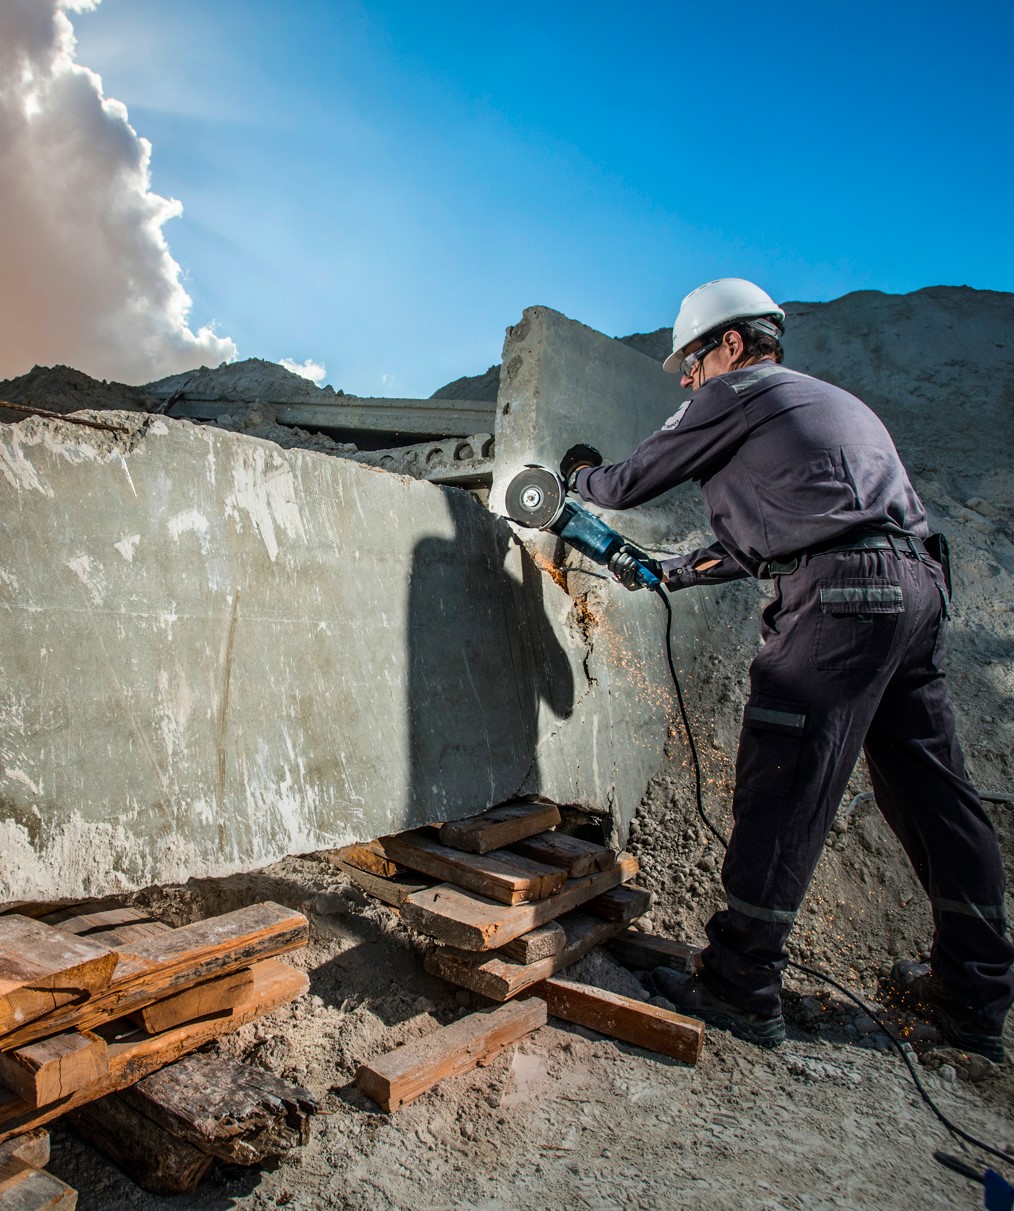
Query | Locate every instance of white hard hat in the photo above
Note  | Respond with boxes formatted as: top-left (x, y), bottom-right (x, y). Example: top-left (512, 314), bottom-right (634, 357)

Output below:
top-left (663, 278), bottom-right (785, 373)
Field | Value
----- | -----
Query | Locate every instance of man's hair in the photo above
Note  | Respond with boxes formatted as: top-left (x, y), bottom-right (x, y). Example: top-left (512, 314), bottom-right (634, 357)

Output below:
top-left (716, 318), bottom-right (784, 363)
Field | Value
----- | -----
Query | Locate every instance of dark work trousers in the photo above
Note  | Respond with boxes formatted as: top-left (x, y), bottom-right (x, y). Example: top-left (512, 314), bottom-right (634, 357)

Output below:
top-left (701, 547), bottom-right (1014, 1027)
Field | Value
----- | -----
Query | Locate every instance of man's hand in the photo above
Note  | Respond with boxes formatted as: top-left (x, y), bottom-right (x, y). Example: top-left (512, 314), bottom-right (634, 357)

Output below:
top-left (608, 543), bottom-right (663, 591)
top-left (560, 443), bottom-right (603, 489)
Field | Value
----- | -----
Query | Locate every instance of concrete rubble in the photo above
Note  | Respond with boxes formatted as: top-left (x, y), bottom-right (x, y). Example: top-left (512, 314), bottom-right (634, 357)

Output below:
top-left (0, 308), bottom-right (712, 903)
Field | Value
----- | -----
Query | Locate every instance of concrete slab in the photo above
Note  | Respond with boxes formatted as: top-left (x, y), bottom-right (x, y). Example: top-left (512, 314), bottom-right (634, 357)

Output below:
top-left (0, 407), bottom-right (682, 902)
top-left (167, 397), bottom-right (497, 444)
top-left (1, 308), bottom-right (714, 903)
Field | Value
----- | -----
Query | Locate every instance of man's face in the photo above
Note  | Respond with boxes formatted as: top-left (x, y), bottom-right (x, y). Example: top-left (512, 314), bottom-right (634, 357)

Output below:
top-left (679, 338), bottom-right (719, 390)
top-left (679, 330), bottom-right (742, 390)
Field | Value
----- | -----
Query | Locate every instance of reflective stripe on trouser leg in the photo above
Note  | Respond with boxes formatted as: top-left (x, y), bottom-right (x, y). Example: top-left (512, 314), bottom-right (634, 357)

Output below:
top-left (932, 899), bottom-right (1006, 923)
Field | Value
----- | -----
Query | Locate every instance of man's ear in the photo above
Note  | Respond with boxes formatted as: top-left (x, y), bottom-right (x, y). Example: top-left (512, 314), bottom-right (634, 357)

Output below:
top-left (722, 328), bottom-right (744, 358)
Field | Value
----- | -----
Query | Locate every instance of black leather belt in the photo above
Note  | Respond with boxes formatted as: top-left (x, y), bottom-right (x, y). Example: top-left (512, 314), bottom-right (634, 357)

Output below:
top-left (767, 531), bottom-right (929, 577)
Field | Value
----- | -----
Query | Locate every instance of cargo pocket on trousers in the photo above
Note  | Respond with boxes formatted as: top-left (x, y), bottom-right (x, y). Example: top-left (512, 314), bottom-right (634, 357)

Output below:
top-left (737, 697), bottom-right (807, 797)
top-left (811, 579), bottom-right (903, 671)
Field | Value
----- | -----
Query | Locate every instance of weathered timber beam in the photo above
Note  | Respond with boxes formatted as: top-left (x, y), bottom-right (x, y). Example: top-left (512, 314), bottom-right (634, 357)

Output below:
top-left (423, 884), bottom-right (647, 1001)
top-left (356, 1000), bottom-right (546, 1112)
top-left (528, 976), bottom-right (705, 1065)
top-left (402, 853), bottom-right (638, 951)
top-left (0, 918), bottom-right (118, 1038)
top-left (437, 802), bottom-right (562, 855)
top-left (381, 828), bottom-right (566, 905)
top-left (0, 903), bottom-right (307, 1052)
top-left (119, 1054), bottom-right (317, 1165)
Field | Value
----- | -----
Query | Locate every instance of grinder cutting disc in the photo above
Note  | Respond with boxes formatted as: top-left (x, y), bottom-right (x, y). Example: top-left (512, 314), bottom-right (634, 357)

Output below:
top-left (504, 466), bottom-right (566, 530)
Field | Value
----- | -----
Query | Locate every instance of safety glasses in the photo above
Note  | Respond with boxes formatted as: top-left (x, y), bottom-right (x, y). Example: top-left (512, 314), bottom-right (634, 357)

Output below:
top-left (679, 339), bottom-right (719, 380)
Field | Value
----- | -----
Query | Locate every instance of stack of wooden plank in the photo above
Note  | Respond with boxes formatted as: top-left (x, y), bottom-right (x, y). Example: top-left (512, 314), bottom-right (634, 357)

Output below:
top-left (0, 900), bottom-right (311, 1200)
top-left (0, 1128), bottom-right (76, 1209)
top-left (336, 801), bottom-right (706, 1110)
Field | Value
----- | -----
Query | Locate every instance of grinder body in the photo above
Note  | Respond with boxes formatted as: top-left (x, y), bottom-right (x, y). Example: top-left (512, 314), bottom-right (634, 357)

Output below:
top-left (504, 466), bottom-right (663, 592)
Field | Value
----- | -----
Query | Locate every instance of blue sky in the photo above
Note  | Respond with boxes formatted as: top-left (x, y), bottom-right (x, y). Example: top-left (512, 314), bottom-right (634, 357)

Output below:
top-left (71, 0), bottom-right (1014, 398)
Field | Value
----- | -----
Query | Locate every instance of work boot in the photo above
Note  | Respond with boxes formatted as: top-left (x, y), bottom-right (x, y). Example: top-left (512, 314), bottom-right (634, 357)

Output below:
top-left (650, 969), bottom-right (785, 1048)
top-left (888, 960), bottom-right (1005, 1064)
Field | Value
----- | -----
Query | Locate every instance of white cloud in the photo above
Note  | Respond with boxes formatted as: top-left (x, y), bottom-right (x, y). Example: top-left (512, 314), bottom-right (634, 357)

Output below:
top-left (278, 357), bottom-right (327, 385)
top-left (0, 0), bottom-right (237, 384)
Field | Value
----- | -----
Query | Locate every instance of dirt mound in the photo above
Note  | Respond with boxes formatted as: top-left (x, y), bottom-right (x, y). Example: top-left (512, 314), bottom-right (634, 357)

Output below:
top-left (430, 364), bottom-right (501, 402)
top-left (143, 357), bottom-right (343, 404)
top-left (0, 364), bottom-right (151, 423)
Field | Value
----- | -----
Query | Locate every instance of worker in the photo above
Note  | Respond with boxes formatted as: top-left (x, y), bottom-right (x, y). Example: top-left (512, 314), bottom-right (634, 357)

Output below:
top-left (562, 278), bottom-right (1013, 1060)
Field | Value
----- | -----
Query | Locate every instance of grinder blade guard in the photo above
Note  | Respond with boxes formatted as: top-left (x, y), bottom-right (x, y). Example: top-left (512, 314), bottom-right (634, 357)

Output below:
top-left (504, 466), bottom-right (663, 592)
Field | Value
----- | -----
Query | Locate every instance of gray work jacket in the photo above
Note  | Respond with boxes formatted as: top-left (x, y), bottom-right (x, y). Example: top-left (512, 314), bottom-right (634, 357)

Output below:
top-left (574, 362), bottom-right (927, 587)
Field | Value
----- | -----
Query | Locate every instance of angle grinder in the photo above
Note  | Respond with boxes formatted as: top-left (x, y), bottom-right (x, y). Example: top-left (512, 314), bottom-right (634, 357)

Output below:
top-left (503, 466), bottom-right (663, 591)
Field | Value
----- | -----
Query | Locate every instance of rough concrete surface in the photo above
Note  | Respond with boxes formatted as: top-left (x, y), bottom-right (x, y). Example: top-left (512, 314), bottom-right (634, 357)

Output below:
top-left (1, 302), bottom-right (713, 901)
top-left (0, 414), bottom-right (570, 899)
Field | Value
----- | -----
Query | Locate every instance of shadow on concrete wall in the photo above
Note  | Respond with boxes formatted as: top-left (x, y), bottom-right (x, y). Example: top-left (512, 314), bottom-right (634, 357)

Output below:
top-left (407, 490), bottom-right (575, 822)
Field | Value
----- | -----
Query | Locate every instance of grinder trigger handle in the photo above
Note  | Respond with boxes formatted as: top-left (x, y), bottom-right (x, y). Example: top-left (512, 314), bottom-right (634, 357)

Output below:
top-left (608, 543), bottom-right (663, 592)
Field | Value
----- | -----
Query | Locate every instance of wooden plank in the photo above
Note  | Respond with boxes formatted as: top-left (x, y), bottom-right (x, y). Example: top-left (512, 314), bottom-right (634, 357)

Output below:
top-left (119, 1054), bottom-right (317, 1165)
top-left (500, 922), bottom-right (566, 964)
top-left (507, 831), bottom-right (617, 877)
top-left (605, 931), bottom-right (703, 974)
top-left (327, 841), bottom-right (400, 878)
top-left (402, 852), bottom-right (638, 951)
top-left (331, 861), bottom-right (432, 908)
top-left (356, 999), bottom-right (546, 1112)
top-left (128, 968), bottom-right (255, 1034)
top-left (424, 886), bottom-right (648, 1001)
top-left (43, 906), bottom-right (158, 935)
top-left (438, 801), bottom-right (562, 855)
top-left (0, 1031), bottom-right (107, 1108)
top-left (586, 883), bottom-right (652, 922)
top-left (0, 903), bottom-right (308, 1052)
top-left (45, 907), bottom-right (172, 952)
top-left (0, 959), bottom-right (308, 1142)
top-left (65, 1096), bottom-right (213, 1196)
top-left (0, 1160), bottom-right (77, 1209)
top-left (380, 829), bottom-right (566, 905)
top-left (0, 918), bottom-right (118, 1039)
top-left (0, 1130), bottom-right (49, 1171)
top-left (528, 976), bottom-right (705, 1065)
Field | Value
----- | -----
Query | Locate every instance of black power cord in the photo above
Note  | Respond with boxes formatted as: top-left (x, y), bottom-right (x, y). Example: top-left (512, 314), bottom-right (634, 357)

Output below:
top-left (650, 584), bottom-right (1013, 1173)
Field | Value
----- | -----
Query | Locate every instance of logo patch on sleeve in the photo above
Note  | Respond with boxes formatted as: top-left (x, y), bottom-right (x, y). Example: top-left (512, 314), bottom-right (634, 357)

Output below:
top-left (663, 400), bottom-right (692, 431)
